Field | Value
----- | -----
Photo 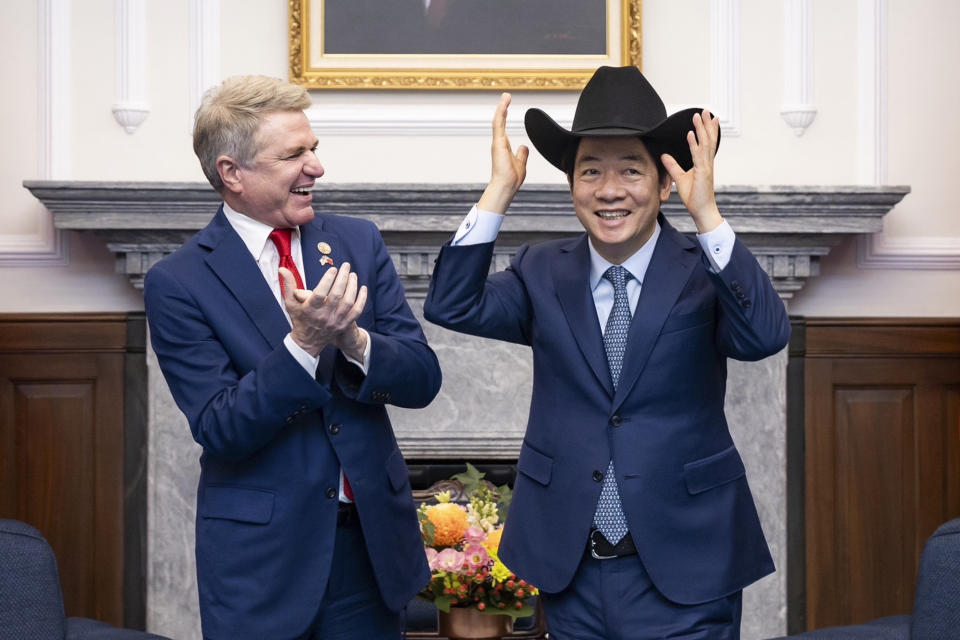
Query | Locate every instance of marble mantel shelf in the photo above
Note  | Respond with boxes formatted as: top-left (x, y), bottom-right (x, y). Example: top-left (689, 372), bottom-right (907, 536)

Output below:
top-left (24, 181), bottom-right (909, 299)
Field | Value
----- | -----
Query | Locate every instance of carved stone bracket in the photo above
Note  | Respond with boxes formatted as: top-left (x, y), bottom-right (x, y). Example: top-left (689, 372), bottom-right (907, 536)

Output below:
top-left (24, 181), bottom-right (909, 300)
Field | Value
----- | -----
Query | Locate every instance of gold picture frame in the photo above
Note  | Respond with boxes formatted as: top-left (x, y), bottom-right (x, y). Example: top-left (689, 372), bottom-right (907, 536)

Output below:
top-left (289, 0), bottom-right (641, 90)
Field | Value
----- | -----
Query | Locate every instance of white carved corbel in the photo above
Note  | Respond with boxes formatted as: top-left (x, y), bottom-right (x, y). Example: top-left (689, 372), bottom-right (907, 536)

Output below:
top-left (781, 0), bottom-right (817, 135)
top-left (111, 0), bottom-right (149, 134)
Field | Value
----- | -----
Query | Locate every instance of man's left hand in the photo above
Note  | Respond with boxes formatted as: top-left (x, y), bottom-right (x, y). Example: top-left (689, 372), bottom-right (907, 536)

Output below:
top-left (662, 109), bottom-right (723, 234)
top-left (283, 262), bottom-right (368, 361)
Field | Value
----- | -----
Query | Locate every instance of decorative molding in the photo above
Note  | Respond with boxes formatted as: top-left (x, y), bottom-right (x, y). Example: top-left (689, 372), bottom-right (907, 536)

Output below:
top-left (780, 0), bottom-right (817, 135)
top-left (305, 102), bottom-right (552, 137)
top-left (0, 0), bottom-right (70, 267)
top-left (710, 0), bottom-right (741, 136)
top-left (112, 0), bottom-right (149, 134)
top-left (41, 0), bottom-right (71, 180)
top-left (857, 234), bottom-right (960, 270)
top-left (24, 181), bottom-right (908, 296)
top-left (857, 0), bottom-right (887, 184)
top-left (853, 0), bottom-right (958, 269)
top-left (188, 0), bottom-right (220, 121)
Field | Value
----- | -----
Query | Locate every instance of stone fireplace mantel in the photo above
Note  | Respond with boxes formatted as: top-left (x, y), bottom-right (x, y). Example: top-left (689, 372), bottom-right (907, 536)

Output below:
top-left (25, 181), bottom-right (909, 300)
top-left (24, 180), bottom-right (909, 640)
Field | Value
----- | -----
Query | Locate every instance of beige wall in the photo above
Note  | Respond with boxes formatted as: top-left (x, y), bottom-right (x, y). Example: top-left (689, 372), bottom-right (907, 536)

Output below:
top-left (1, 0), bottom-right (957, 314)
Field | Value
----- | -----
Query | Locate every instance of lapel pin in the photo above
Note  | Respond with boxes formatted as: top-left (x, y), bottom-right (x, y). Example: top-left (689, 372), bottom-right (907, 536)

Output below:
top-left (317, 242), bottom-right (332, 255)
top-left (319, 256), bottom-right (334, 267)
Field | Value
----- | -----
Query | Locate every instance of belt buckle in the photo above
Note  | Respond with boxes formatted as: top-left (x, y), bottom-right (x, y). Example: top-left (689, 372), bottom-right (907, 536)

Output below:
top-left (589, 529), bottom-right (617, 560)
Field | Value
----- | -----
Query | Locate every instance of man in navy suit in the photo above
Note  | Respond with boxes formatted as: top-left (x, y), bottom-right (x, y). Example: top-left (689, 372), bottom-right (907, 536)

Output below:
top-left (424, 66), bottom-right (790, 638)
top-left (144, 75), bottom-right (440, 640)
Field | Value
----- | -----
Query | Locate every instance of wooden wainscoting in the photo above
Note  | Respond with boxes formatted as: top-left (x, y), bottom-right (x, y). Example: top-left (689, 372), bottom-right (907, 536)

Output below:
top-left (0, 313), bottom-right (146, 628)
top-left (798, 319), bottom-right (960, 630)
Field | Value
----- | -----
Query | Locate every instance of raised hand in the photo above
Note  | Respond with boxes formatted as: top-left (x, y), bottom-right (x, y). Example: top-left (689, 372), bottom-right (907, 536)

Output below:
top-left (477, 92), bottom-right (529, 215)
top-left (282, 262), bottom-right (368, 360)
top-left (661, 109), bottom-right (723, 234)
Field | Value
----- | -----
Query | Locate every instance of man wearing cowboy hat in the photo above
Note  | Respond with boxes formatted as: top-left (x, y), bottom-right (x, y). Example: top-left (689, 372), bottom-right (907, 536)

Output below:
top-left (424, 66), bottom-right (790, 638)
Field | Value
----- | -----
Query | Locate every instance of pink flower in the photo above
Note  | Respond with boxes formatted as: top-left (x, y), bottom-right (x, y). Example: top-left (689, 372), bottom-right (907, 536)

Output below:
top-left (435, 548), bottom-right (465, 573)
top-left (425, 547), bottom-right (439, 570)
top-left (464, 526), bottom-right (486, 543)
top-left (463, 543), bottom-right (489, 569)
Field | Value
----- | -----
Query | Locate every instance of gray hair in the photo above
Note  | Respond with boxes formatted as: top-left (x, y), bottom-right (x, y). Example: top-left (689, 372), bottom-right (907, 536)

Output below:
top-left (193, 75), bottom-right (312, 191)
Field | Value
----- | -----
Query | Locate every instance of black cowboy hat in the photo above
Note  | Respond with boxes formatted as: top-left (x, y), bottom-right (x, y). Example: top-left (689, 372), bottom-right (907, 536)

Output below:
top-left (524, 65), bottom-right (719, 173)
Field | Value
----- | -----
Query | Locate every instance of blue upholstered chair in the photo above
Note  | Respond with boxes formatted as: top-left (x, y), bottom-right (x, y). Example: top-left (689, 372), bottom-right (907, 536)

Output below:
top-left (772, 517), bottom-right (960, 640)
top-left (0, 519), bottom-right (169, 640)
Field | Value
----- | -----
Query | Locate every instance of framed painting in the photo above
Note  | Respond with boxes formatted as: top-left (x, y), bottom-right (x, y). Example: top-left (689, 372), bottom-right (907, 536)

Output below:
top-left (289, 0), bottom-right (642, 90)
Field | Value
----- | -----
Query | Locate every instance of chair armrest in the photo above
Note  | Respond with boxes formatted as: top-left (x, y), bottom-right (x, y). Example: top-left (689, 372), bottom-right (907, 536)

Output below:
top-left (0, 519), bottom-right (67, 638)
top-left (66, 618), bottom-right (172, 640)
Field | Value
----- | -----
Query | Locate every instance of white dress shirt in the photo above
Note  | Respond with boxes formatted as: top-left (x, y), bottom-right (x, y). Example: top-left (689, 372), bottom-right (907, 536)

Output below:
top-left (222, 201), bottom-right (368, 501)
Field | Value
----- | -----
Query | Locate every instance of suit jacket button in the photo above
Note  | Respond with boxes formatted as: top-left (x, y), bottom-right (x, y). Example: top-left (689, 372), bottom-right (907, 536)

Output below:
top-left (285, 416), bottom-right (295, 425)
top-left (329, 423), bottom-right (341, 435)
top-left (743, 299), bottom-right (752, 308)
top-left (610, 415), bottom-right (622, 427)
top-left (731, 280), bottom-right (741, 291)
top-left (326, 487), bottom-right (337, 499)
top-left (593, 470), bottom-right (604, 482)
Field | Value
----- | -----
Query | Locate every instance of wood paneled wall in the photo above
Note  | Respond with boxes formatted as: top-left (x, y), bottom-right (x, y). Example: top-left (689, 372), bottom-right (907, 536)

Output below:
top-left (0, 314), bottom-right (146, 628)
top-left (793, 319), bottom-right (960, 631)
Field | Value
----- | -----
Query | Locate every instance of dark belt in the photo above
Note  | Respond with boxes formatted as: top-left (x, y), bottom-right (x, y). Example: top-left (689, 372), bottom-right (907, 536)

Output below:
top-left (588, 528), bottom-right (637, 559)
top-left (337, 502), bottom-right (359, 527)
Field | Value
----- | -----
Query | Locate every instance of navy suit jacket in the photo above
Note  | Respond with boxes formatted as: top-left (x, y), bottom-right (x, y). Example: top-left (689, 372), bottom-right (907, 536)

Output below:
top-left (424, 214), bottom-right (790, 605)
top-left (144, 207), bottom-right (439, 639)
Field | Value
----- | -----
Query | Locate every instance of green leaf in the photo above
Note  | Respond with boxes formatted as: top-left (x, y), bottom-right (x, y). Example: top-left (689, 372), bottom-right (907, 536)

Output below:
top-left (494, 603), bottom-right (535, 620)
top-left (495, 483), bottom-right (513, 521)
top-left (451, 462), bottom-right (485, 496)
top-left (433, 595), bottom-right (455, 613)
top-left (421, 518), bottom-right (435, 543)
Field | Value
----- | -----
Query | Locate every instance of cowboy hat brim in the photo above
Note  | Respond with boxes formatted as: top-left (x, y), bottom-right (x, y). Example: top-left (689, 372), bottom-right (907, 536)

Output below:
top-left (524, 106), bottom-right (719, 174)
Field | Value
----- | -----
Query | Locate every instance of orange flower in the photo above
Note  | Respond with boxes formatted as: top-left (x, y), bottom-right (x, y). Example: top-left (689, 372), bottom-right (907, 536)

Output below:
top-left (483, 526), bottom-right (504, 553)
top-left (427, 502), bottom-right (468, 546)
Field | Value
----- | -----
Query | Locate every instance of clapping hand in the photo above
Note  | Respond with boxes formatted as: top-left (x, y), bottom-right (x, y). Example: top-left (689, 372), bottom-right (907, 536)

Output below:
top-left (282, 263), bottom-right (368, 361)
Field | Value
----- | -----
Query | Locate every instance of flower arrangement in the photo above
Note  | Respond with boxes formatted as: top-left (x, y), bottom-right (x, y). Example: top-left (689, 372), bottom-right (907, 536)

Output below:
top-left (417, 463), bottom-right (538, 619)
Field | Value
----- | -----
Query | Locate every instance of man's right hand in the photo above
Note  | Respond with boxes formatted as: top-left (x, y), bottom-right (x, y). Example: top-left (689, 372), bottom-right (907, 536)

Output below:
top-left (281, 263), bottom-right (368, 358)
top-left (476, 92), bottom-right (529, 215)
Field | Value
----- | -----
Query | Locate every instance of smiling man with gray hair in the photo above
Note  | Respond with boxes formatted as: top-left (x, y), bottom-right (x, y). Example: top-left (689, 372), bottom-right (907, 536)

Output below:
top-left (145, 75), bottom-right (440, 640)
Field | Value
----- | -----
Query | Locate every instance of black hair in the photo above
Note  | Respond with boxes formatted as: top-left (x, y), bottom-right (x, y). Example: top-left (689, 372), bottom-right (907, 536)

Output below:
top-left (563, 136), bottom-right (669, 185)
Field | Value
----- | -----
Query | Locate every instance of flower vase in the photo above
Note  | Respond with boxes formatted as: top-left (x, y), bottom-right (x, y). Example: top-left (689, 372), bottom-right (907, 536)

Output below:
top-left (437, 606), bottom-right (513, 640)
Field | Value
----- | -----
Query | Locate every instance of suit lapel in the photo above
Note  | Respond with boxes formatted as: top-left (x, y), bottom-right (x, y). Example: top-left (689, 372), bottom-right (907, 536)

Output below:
top-left (299, 217), bottom-right (342, 292)
top-left (299, 217), bottom-right (342, 384)
top-left (613, 216), bottom-right (699, 409)
top-left (553, 235), bottom-right (613, 396)
top-left (202, 207), bottom-right (291, 349)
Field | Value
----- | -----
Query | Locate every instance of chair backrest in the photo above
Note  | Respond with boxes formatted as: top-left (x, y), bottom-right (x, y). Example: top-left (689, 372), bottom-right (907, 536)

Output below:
top-left (910, 517), bottom-right (960, 640)
top-left (0, 519), bottom-right (66, 640)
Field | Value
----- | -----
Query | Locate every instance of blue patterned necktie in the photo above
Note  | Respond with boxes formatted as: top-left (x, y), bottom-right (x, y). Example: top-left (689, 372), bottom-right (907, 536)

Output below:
top-left (593, 265), bottom-right (632, 544)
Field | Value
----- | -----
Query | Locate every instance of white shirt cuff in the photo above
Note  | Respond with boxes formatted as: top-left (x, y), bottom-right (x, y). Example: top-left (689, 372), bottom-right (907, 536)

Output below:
top-left (342, 328), bottom-right (371, 375)
top-left (452, 205), bottom-right (504, 245)
top-left (284, 333), bottom-right (320, 377)
top-left (697, 220), bottom-right (736, 273)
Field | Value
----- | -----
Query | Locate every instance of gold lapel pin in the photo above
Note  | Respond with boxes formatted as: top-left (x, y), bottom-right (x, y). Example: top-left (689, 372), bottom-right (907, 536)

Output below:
top-left (317, 241), bottom-right (334, 266)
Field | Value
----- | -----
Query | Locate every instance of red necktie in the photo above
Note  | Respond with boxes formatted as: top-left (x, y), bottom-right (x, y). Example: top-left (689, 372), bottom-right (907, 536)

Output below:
top-left (268, 228), bottom-right (304, 298)
top-left (268, 228), bottom-right (354, 501)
